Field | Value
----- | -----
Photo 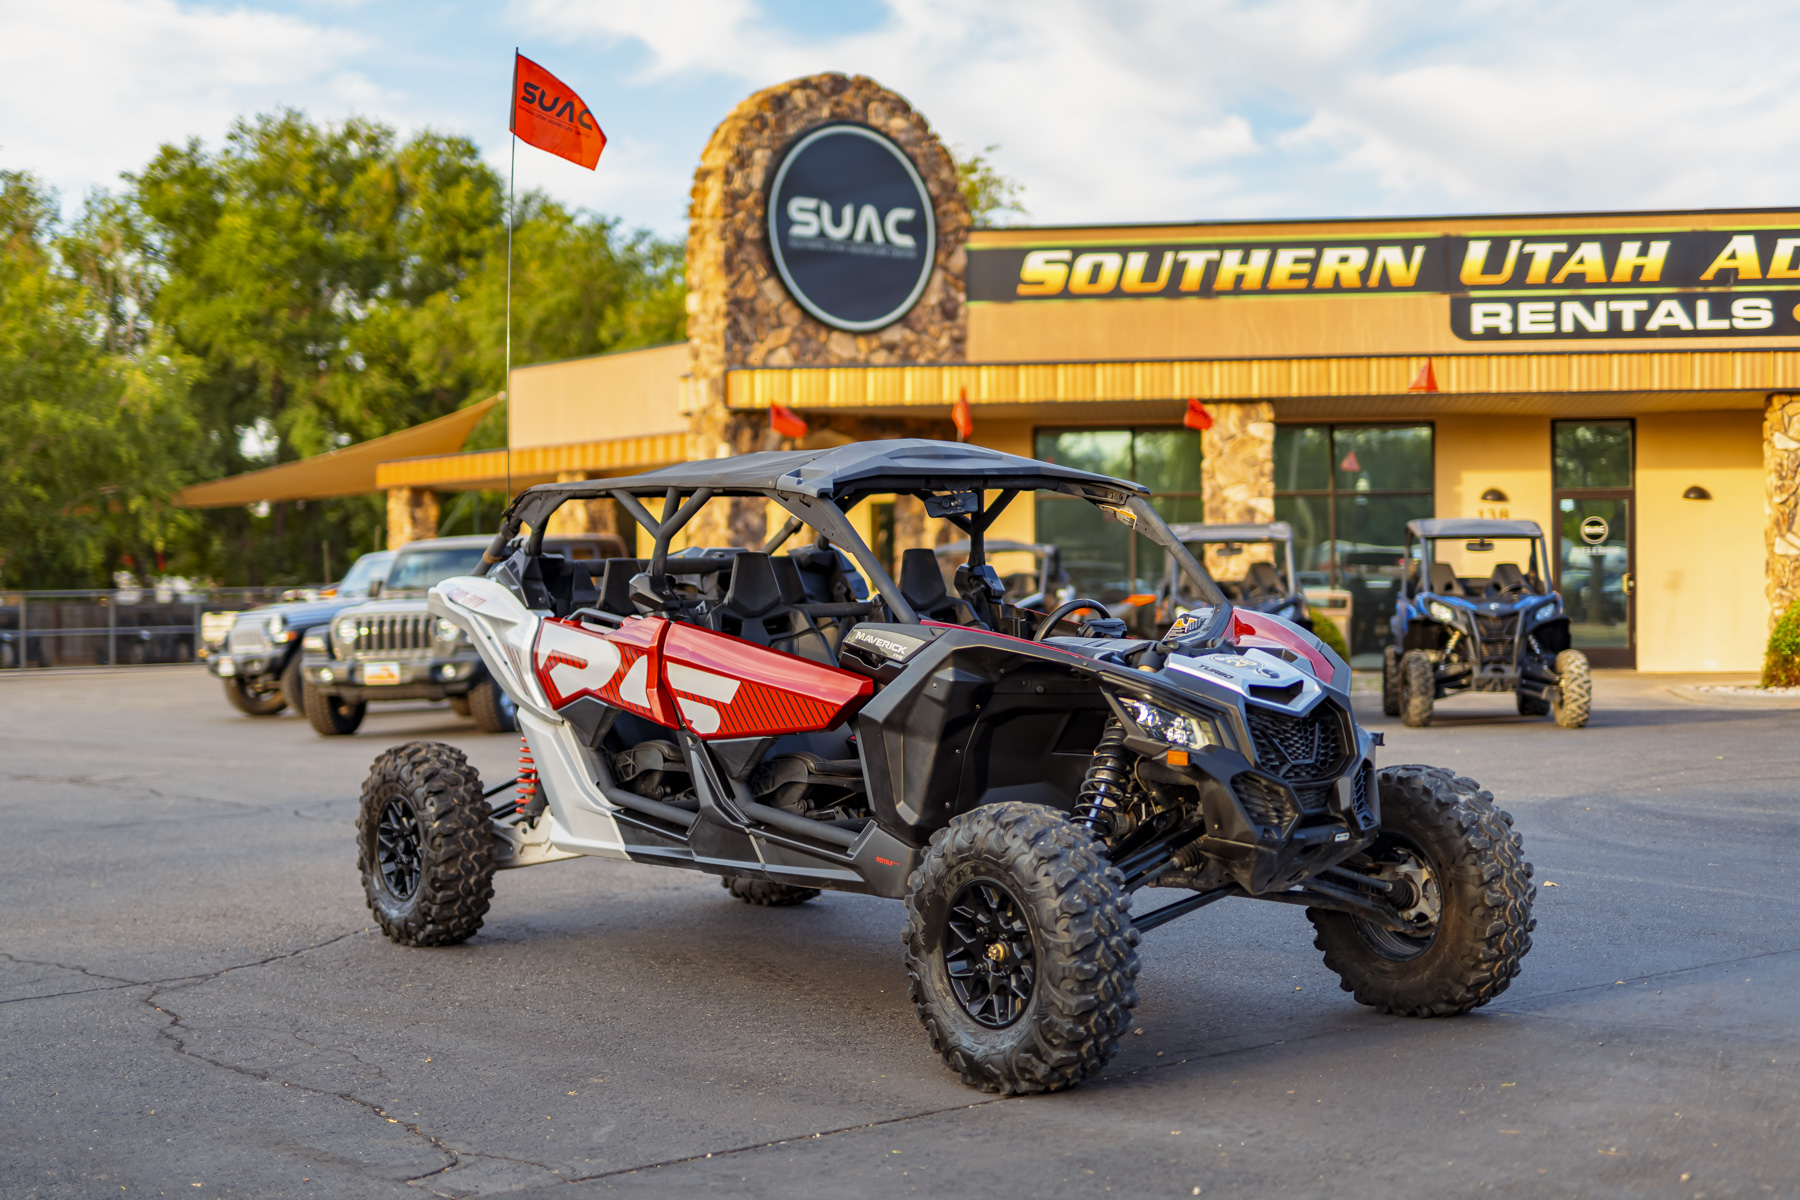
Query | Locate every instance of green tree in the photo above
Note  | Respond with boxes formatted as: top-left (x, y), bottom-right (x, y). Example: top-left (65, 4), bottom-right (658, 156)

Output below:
top-left (0, 172), bottom-right (203, 588)
top-left (954, 145), bottom-right (1027, 226)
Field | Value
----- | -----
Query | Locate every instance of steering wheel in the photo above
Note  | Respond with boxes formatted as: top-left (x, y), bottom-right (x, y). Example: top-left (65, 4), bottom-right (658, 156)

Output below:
top-left (1033, 598), bottom-right (1114, 641)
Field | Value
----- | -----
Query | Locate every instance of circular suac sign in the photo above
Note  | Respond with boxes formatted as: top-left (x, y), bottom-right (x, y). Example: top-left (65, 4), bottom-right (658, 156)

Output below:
top-left (1580, 515), bottom-right (1610, 544)
top-left (767, 124), bottom-right (936, 332)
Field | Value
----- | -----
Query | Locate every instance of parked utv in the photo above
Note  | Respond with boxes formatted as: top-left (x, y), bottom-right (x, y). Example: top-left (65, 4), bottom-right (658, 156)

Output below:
top-left (302, 533), bottom-right (624, 736)
top-left (353, 441), bottom-right (1535, 1094)
top-left (1160, 521), bottom-right (1311, 627)
top-left (209, 551), bottom-right (394, 717)
top-left (1384, 518), bottom-right (1590, 728)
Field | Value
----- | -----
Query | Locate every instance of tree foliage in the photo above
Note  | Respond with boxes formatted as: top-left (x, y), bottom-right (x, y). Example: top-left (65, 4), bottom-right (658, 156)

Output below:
top-left (954, 145), bottom-right (1027, 227)
top-left (0, 111), bottom-right (685, 587)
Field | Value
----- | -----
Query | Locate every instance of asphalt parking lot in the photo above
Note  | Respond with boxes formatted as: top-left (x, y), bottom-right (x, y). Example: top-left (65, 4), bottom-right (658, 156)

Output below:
top-left (3, 667), bottom-right (1797, 1198)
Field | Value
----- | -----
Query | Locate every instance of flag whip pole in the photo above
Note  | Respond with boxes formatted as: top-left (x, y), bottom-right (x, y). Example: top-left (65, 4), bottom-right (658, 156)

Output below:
top-left (504, 49), bottom-right (517, 505)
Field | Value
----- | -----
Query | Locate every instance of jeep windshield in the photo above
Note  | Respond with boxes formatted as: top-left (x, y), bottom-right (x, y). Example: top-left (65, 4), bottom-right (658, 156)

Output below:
top-left (335, 551), bottom-right (394, 598)
top-left (385, 546), bottom-right (488, 594)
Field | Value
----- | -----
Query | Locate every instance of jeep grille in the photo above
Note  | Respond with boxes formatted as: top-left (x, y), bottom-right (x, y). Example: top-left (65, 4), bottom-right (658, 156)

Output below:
top-left (1243, 704), bottom-right (1350, 782)
top-left (227, 615), bottom-right (269, 655)
top-left (350, 613), bottom-right (433, 658)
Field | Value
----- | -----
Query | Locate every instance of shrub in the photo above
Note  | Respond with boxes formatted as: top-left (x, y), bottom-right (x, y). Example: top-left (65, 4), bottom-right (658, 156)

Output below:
top-left (1313, 615), bottom-right (1351, 664)
top-left (1764, 599), bottom-right (1800, 688)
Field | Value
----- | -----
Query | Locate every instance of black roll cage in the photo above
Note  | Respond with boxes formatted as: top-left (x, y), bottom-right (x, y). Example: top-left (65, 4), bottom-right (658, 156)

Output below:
top-left (481, 469), bottom-right (1231, 641)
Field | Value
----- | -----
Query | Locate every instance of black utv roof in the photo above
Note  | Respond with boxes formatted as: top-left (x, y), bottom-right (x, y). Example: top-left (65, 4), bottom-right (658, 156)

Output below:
top-left (1408, 518), bottom-right (1546, 539)
top-left (506, 439), bottom-right (1147, 530)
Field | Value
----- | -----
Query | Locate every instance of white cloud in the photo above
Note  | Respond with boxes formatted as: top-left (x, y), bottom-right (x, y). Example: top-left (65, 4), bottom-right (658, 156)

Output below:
top-left (0, 0), bottom-right (382, 203)
top-left (518, 0), bottom-right (1800, 224)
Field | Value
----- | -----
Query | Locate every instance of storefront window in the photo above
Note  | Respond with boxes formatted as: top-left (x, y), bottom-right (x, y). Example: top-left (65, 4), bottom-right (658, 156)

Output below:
top-left (1275, 423), bottom-right (1433, 664)
top-left (1034, 427), bottom-right (1203, 600)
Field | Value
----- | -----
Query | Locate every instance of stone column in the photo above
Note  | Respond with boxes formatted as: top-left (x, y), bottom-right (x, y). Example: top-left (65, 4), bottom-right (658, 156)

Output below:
top-left (1200, 401), bottom-right (1276, 578)
top-left (386, 487), bottom-right (438, 550)
top-left (682, 73), bottom-right (970, 549)
top-left (1766, 394), bottom-right (1800, 625)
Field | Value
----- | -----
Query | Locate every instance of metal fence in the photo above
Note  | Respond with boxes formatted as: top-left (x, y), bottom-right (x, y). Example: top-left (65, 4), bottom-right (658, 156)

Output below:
top-left (0, 586), bottom-right (325, 670)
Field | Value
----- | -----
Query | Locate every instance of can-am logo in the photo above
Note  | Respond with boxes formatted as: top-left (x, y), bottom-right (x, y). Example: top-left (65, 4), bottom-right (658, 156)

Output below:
top-left (767, 124), bottom-right (937, 332)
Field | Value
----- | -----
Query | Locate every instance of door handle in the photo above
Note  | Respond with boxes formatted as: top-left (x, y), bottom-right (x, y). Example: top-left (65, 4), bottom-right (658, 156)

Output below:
top-left (1622, 572), bottom-right (1634, 595)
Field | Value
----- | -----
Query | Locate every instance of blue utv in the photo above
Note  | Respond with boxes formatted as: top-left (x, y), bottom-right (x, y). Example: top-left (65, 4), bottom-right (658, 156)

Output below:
top-left (1384, 519), bottom-right (1590, 729)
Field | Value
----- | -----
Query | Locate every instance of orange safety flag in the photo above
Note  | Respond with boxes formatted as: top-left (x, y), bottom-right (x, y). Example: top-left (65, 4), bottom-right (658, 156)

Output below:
top-left (951, 389), bottom-right (974, 441)
top-left (1407, 358), bottom-right (1439, 393)
top-left (1183, 398), bottom-right (1213, 431)
top-left (770, 404), bottom-right (808, 440)
top-left (511, 53), bottom-right (606, 169)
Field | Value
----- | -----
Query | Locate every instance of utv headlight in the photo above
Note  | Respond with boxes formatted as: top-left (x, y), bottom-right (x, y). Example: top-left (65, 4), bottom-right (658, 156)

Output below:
top-left (334, 618), bottom-right (359, 650)
top-left (1123, 698), bottom-right (1228, 752)
top-left (1427, 600), bottom-right (1459, 624)
top-left (434, 618), bottom-right (461, 644)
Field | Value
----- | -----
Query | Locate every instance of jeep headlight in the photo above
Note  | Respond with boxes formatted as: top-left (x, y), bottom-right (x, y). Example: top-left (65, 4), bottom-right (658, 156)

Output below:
top-left (1123, 698), bottom-right (1227, 752)
top-left (434, 618), bottom-right (461, 645)
top-left (265, 612), bottom-right (287, 640)
top-left (1427, 600), bottom-right (1459, 624)
top-left (334, 618), bottom-right (358, 651)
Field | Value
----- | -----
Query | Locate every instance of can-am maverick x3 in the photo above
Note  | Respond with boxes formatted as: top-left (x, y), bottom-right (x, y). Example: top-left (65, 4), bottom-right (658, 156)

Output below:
top-left (354, 440), bottom-right (1535, 1094)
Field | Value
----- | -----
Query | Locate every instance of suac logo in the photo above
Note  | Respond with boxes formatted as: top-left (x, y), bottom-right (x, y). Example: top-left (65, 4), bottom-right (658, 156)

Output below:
top-left (519, 82), bottom-right (600, 132)
top-left (767, 123), bottom-right (937, 332)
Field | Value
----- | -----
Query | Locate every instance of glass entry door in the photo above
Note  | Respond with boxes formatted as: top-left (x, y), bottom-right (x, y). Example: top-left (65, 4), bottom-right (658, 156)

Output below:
top-left (1552, 420), bottom-right (1635, 668)
top-left (1556, 495), bottom-right (1633, 666)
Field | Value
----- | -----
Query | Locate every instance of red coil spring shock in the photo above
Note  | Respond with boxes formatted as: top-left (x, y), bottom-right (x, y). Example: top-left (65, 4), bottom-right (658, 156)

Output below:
top-left (516, 734), bottom-right (539, 815)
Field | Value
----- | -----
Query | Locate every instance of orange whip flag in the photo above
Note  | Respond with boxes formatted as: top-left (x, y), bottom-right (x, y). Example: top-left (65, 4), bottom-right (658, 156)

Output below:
top-left (1183, 399), bottom-right (1214, 431)
top-left (951, 388), bottom-right (974, 441)
top-left (510, 53), bottom-right (606, 169)
top-left (770, 404), bottom-right (808, 440)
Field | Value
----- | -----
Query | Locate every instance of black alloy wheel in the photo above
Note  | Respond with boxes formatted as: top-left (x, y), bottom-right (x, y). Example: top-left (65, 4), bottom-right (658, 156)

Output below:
top-left (375, 794), bottom-right (423, 902)
top-left (1348, 833), bottom-right (1442, 961)
top-left (943, 879), bottom-right (1037, 1028)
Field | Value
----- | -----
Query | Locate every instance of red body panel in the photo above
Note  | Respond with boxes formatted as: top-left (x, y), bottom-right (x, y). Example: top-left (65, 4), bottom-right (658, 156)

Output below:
top-left (1229, 609), bottom-right (1341, 686)
top-left (530, 616), bottom-right (870, 739)
top-left (661, 622), bottom-right (872, 739)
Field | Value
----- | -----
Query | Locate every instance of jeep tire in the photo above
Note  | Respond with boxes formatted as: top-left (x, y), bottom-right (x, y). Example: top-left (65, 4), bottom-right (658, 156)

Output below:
top-left (1400, 649), bottom-right (1435, 727)
top-left (225, 675), bottom-right (285, 716)
top-left (1381, 645), bottom-right (1402, 717)
top-left (902, 802), bottom-right (1140, 1095)
top-left (1552, 649), bottom-right (1591, 728)
top-left (447, 695), bottom-right (471, 717)
top-left (721, 875), bottom-right (819, 906)
top-left (356, 741), bottom-right (495, 946)
top-left (1308, 764), bottom-right (1534, 1016)
top-left (304, 685), bottom-right (366, 736)
top-left (279, 653), bottom-right (305, 713)
top-left (467, 677), bottom-right (518, 733)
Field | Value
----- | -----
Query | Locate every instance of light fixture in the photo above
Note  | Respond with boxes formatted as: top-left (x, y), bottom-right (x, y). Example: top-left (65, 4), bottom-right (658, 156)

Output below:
top-left (1480, 488), bottom-right (1508, 503)
top-left (1683, 485), bottom-right (1712, 500)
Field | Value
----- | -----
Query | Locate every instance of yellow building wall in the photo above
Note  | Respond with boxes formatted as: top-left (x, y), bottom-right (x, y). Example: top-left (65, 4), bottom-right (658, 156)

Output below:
top-left (1635, 411), bottom-right (1765, 673)
top-left (510, 343), bottom-right (689, 450)
top-left (1432, 417), bottom-right (1555, 572)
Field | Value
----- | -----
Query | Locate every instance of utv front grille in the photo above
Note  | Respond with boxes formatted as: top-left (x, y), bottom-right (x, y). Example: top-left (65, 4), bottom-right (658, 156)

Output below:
top-left (1349, 762), bottom-right (1377, 830)
top-left (1475, 614), bottom-right (1519, 665)
top-left (1292, 783), bottom-right (1334, 814)
top-left (1244, 704), bottom-right (1350, 782)
top-left (351, 612), bottom-right (434, 657)
top-left (1232, 772), bottom-right (1297, 829)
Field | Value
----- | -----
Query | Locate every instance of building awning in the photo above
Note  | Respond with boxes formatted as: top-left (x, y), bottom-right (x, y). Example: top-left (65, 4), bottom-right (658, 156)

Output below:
top-left (374, 431), bottom-right (699, 492)
top-left (725, 351), bottom-right (1798, 417)
top-left (174, 397), bottom-right (501, 508)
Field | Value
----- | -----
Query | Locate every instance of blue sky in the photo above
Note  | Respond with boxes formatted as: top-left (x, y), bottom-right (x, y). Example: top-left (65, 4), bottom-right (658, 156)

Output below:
top-left (6, 0), bottom-right (1800, 242)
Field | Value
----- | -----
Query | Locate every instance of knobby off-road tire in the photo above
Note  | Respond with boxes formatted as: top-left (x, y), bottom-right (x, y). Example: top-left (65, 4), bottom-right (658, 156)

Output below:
top-left (902, 802), bottom-right (1140, 1095)
top-left (1308, 764), bottom-right (1535, 1017)
top-left (721, 875), bottom-right (819, 906)
top-left (224, 675), bottom-right (285, 716)
top-left (279, 653), bottom-right (306, 713)
top-left (304, 685), bottom-right (366, 735)
top-left (1381, 646), bottom-right (1403, 717)
top-left (1400, 649), bottom-right (1435, 727)
top-left (467, 678), bottom-right (518, 734)
top-left (356, 741), bottom-right (495, 946)
top-left (1552, 649), bottom-right (1592, 728)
